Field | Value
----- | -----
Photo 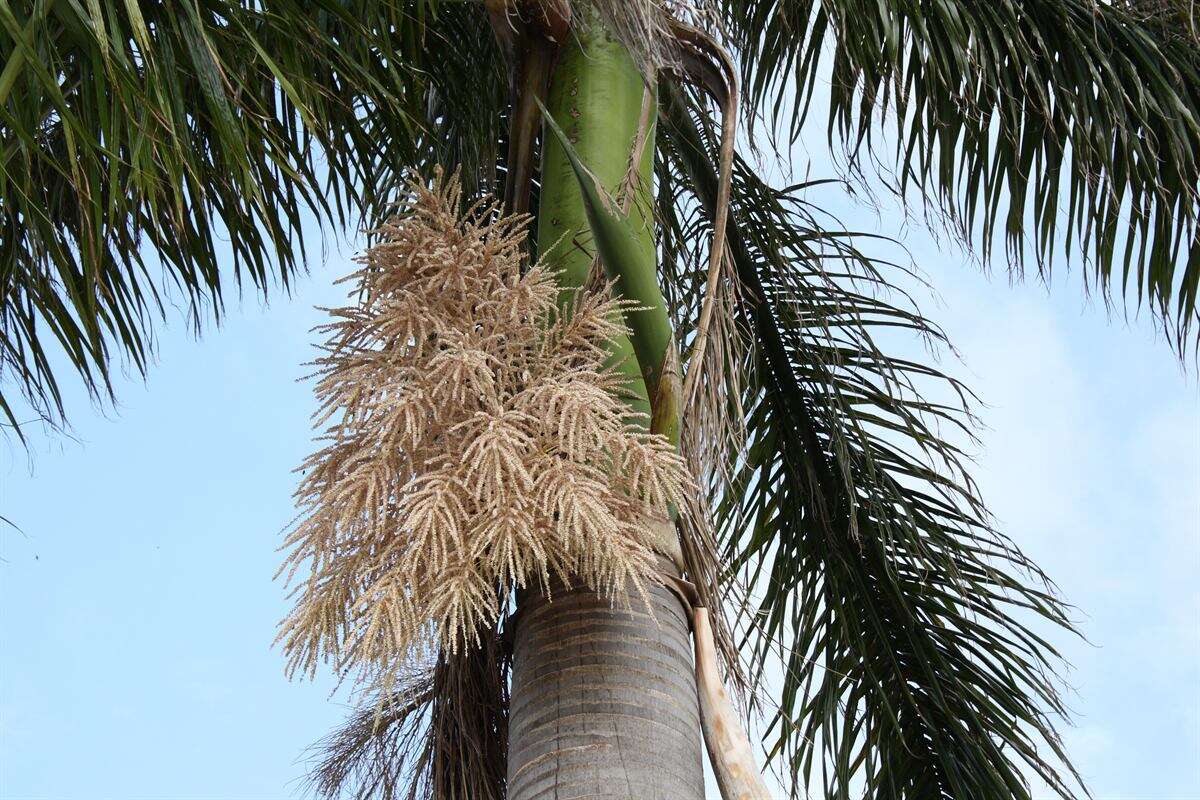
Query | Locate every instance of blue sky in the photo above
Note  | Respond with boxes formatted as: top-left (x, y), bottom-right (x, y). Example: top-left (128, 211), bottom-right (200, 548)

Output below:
top-left (2, 138), bottom-right (1199, 800)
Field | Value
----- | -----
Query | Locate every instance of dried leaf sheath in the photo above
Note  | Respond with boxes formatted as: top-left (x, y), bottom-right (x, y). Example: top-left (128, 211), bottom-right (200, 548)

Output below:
top-left (277, 172), bottom-right (689, 689)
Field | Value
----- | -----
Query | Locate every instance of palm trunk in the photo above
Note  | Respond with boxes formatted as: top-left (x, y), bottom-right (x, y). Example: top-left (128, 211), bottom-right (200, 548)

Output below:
top-left (506, 16), bottom-right (706, 800)
top-left (508, 574), bottom-right (705, 799)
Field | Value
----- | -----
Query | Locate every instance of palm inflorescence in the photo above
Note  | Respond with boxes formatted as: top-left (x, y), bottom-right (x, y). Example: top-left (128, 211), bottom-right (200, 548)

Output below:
top-left (278, 173), bottom-right (687, 688)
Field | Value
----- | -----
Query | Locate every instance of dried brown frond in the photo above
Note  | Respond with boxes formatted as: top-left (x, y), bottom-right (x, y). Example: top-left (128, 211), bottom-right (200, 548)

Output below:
top-left (681, 251), bottom-right (749, 500)
top-left (278, 170), bottom-right (689, 693)
top-left (676, 254), bottom-right (752, 704)
top-left (306, 665), bottom-right (434, 800)
top-left (306, 628), bottom-right (508, 800)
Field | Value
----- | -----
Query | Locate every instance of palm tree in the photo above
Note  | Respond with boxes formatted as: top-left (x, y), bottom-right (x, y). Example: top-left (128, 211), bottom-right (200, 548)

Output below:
top-left (2, 1), bottom-right (1197, 798)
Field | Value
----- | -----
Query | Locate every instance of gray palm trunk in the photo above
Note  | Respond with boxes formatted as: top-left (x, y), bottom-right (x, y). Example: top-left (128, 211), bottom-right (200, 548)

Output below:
top-left (508, 577), bottom-right (705, 799)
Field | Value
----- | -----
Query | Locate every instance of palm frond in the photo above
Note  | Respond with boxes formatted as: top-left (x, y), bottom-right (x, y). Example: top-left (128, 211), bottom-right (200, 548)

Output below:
top-left (0, 0), bottom-right (504, 435)
top-left (661, 83), bottom-right (1082, 799)
top-left (721, 0), bottom-right (1200, 350)
top-left (307, 630), bottom-right (508, 800)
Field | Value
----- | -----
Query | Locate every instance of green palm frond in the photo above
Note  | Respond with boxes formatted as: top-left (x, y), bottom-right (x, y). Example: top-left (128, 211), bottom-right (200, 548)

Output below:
top-left (722, 0), bottom-right (1200, 350)
top-left (662, 84), bottom-right (1081, 799)
top-left (415, 6), bottom-right (506, 200)
top-left (0, 0), bottom-right (503, 435)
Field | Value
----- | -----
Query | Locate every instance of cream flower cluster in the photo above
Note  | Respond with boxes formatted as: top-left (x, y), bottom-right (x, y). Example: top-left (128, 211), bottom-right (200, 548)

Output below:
top-left (278, 173), bottom-right (687, 685)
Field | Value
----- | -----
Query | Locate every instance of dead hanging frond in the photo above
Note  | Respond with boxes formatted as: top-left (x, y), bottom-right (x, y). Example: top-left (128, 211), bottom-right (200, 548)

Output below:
top-left (306, 627), bottom-right (508, 800)
top-left (680, 271), bottom-right (749, 500)
top-left (306, 665), bottom-right (435, 800)
top-left (669, 17), bottom-right (745, 504)
top-left (277, 170), bottom-right (689, 693)
top-left (654, 19), bottom-right (749, 701)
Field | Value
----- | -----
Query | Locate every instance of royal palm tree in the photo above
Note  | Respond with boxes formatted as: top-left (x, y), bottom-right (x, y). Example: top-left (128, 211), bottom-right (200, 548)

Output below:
top-left (2, 1), bottom-right (1197, 798)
